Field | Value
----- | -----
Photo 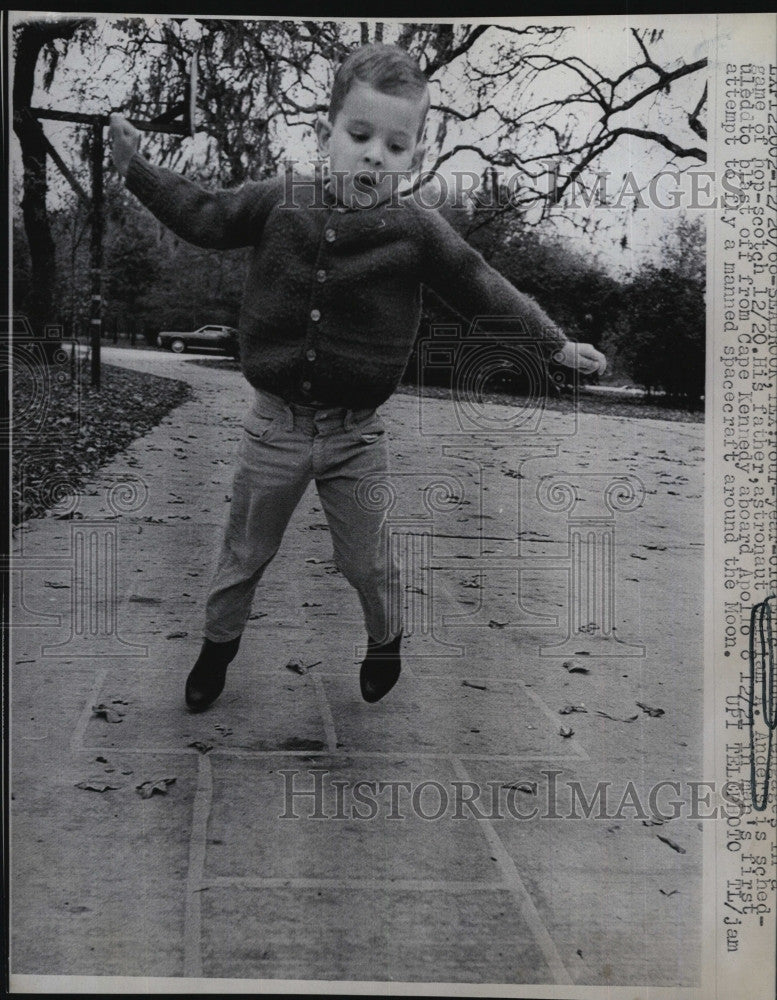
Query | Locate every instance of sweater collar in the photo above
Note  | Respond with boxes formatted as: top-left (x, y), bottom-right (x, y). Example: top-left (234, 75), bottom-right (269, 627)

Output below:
top-left (321, 173), bottom-right (352, 212)
top-left (321, 170), bottom-right (407, 213)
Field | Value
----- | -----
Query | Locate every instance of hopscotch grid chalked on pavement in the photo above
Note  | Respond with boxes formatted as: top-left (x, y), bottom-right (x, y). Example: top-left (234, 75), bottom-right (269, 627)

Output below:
top-left (11, 349), bottom-right (702, 987)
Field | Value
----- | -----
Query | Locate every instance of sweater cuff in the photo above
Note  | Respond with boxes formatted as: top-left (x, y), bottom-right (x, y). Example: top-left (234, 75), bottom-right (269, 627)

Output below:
top-left (125, 154), bottom-right (160, 205)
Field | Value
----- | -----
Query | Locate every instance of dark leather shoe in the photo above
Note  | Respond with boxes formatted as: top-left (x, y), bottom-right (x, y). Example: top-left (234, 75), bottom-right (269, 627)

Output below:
top-left (360, 632), bottom-right (402, 703)
top-left (185, 636), bottom-right (241, 712)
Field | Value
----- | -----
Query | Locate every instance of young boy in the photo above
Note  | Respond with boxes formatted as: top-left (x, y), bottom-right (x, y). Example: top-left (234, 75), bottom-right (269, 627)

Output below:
top-left (109, 43), bottom-right (606, 712)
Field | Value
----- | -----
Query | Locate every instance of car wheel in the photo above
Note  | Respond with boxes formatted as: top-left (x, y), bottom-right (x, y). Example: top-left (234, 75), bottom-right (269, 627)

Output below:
top-left (170, 339), bottom-right (186, 354)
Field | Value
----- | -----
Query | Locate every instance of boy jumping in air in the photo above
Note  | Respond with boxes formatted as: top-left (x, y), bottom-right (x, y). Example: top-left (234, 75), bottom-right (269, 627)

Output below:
top-left (109, 43), bottom-right (606, 712)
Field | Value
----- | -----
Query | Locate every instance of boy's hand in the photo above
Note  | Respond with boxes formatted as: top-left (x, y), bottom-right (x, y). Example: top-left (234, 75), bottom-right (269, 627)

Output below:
top-left (553, 341), bottom-right (607, 376)
top-left (109, 113), bottom-right (141, 178)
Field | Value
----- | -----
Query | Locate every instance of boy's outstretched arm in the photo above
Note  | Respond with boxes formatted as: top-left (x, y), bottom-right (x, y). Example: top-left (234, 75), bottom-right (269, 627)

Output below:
top-left (110, 113), bottom-right (141, 178)
top-left (108, 113), bottom-right (280, 250)
top-left (412, 203), bottom-right (607, 376)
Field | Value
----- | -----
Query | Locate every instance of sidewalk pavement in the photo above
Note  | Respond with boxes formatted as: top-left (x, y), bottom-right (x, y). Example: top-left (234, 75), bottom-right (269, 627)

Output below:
top-left (10, 347), bottom-right (705, 990)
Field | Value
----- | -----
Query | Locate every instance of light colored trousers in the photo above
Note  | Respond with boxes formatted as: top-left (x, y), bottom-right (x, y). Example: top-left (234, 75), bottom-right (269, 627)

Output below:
top-left (204, 388), bottom-right (401, 645)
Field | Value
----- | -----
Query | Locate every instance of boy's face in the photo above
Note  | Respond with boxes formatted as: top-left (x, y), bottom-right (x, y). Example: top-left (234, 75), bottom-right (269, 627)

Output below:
top-left (316, 81), bottom-right (426, 208)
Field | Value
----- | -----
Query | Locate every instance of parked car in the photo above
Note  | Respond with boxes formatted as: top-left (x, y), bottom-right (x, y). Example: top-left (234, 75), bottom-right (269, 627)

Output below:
top-left (156, 324), bottom-right (240, 358)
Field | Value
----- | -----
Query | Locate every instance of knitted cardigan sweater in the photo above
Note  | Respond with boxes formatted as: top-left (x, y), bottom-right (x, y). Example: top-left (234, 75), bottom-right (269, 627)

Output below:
top-left (126, 155), bottom-right (568, 409)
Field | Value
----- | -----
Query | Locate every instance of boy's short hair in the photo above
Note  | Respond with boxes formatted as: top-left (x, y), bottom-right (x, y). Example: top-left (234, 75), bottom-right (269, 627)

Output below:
top-left (329, 43), bottom-right (430, 140)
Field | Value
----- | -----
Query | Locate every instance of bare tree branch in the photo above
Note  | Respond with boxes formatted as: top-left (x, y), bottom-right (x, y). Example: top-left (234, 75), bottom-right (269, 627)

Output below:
top-left (688, 82), bottom-right (708, 140)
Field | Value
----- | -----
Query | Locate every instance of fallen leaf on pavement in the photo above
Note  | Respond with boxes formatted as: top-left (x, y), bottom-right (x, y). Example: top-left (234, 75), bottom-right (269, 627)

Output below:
top-left (559, 725), bottom-right (574, 738)
top-left (659, 888), bottom-right (679, 896)
top-left (188, 741), bottom-right (213, 754)
top-left (595, 710), bottom-right (639, 723)
top-left (285, 659), bottom-right (310, 675)
top-left (166, 631), bottom-right (188, 640)
top-left (563, 659), bottom-right (590, 674)
top-left (657, 833), bottom-right (686, 854)
top-left (559, 704), bottom-right (587, 715)
top-left (91, 704), bottom-right (125, 723)
top-left (44, 580), bottom-right (70, 589)
top-left (462, 680), bottom-right (487, 691)
top-left (637, 701), bottom-right (665, 717)
top-left (76, 779), bottom-right (120, 792)
top-left (136, 777), bottom-right (176, 799)
top-left (502, 781), bottom-right (537, 794)
top-left (488, 620), bottom-right (507, 629)
top-left (286, 658), bottom-right (321, 675)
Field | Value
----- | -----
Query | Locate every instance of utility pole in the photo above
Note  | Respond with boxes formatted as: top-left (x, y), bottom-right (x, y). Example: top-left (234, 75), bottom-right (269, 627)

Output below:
top-left (25, 49), bottom-right (198, 388)
top-left (89, 124), bottom-right (103, 389)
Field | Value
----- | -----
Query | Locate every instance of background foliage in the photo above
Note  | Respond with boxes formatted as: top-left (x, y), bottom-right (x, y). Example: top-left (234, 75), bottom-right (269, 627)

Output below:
top-left (12, 16), bottom-right (707, 401)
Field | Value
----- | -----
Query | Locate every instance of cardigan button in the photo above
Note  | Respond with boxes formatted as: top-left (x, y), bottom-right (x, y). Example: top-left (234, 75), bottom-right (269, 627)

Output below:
top-left (301, 380), bottom-right (312, 392)
top-left (310, 309), bottom-right (321, 322)
top-left (306, 348), bottom-right (317, 362)
top-left (324, 228), bottom-right (336, 242)
top-left (316, 269), bottom-right (326, 283)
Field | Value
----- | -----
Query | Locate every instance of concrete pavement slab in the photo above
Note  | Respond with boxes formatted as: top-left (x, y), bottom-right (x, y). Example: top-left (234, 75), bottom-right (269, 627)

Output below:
top-left (11, 348), bottom-right (705, 990)
top-left (200, 885), bottom-right (551, 982)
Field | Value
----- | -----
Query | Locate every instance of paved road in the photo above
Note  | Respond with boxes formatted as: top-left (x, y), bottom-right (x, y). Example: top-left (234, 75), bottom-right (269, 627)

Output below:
top-left (11, 348), bottom-right (705, 991)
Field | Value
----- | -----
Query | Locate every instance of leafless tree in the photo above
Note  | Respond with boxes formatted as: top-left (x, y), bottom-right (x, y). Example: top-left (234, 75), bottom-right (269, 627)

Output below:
top-left (12, 16), bottom-right (93, 342)
top-left (82, 20), bottom-right (707, 200)
top-left (414, 25), bottom-right (706, 223)
top-left (13, 17), bottom-right (708, 335)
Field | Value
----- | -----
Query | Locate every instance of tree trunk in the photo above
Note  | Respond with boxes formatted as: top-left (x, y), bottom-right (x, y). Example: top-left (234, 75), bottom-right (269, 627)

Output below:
top-left (12, 19), bottom-right (85, 353)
